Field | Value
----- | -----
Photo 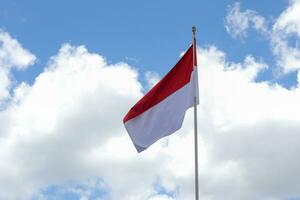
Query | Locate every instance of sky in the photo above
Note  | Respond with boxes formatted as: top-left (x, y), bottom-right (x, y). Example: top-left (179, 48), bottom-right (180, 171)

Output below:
top-left (1, 0), bottom-right (300, 199)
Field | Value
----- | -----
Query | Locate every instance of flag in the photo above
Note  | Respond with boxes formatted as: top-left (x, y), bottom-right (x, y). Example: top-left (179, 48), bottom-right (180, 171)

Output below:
top-left (123, 41), bottom-right (198, 152)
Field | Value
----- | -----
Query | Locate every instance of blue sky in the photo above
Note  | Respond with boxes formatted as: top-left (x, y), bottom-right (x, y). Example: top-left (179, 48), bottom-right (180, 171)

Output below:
top-left (0, 0), bottom-right (292, 85)
top-left (1, 0), bottom-right (300, 200)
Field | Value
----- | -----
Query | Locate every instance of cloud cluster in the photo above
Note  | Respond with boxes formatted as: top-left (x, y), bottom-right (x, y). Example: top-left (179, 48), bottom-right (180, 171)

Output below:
top-left (0, 30), bottom-right (36, 102)
top-left (197, 46), bottom-right (300, 200)
top-left (0, 36), bottom-right (191, 200)
top-left (272, 0), bottom-right (300, 72)
top-left (1, 2), bottom-right (300, 199)
top-left (225, 0), bottom-right (300, 73)
top-left (225, 2), bottom-right (267, 39)
top-left (0, 41), bottom-right (145, 199)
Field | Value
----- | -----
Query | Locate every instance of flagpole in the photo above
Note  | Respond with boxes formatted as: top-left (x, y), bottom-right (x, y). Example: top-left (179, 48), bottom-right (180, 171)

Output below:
top-left (192, 26), bottom-right (199, 200)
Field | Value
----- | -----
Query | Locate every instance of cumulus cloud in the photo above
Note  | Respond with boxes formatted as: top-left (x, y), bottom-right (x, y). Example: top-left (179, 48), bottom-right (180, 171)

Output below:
top-left (1, 35), bottom-right (300, 200)
top-left (272, 0), bottom-right (300, 72)
top-left (0, 41), bottom-right (184, 200)
top-left (2, 4), bottom-right (300, 198)
top-left (225, 2), bottom-right (267, 39)
top-left (0, 30), bottom-right (36, 102)
top-left (274, 0), bottom-right (300, 37)
top-left (225, 1), bottom-right (300, 73)
top-left (0, 43), bottom-right (144, 199)
top-left (0, 30), bottom-right (36, 70)
top-left (0, 68), bottom-right (10, 101)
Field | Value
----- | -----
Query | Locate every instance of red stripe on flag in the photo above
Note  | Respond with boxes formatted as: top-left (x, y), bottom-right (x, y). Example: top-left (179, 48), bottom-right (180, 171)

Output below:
top-left (123, 44), bottom-right (195, 123)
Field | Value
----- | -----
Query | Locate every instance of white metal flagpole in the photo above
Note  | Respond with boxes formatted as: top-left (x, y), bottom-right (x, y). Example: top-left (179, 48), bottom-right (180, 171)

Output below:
top-left (192, 26), bottom-right (199, 200)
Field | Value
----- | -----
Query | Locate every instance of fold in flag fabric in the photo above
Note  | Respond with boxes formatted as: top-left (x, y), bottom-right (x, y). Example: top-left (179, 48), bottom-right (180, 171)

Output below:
top-left (123, 41), bottom-right (198, 153)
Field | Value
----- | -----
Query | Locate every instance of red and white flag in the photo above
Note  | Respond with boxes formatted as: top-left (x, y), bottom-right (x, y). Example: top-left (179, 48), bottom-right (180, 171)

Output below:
top-left (123, 41), bottom-right (198, 152)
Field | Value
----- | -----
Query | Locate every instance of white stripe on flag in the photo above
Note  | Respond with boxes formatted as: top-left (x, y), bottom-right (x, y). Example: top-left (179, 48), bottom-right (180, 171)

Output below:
top-left (124, 70), bottom-right (197, 151)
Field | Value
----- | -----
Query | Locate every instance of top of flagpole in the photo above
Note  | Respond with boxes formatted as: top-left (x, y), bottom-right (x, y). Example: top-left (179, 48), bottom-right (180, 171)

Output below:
top-left (192, 26), bottom-right (197, 65)
top-left (192, 26), bottom-right (196, 37)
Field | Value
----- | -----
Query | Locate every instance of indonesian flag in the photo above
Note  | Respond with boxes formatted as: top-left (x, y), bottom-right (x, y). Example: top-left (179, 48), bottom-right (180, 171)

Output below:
top-left (123, 41), bottom-right (198, 152)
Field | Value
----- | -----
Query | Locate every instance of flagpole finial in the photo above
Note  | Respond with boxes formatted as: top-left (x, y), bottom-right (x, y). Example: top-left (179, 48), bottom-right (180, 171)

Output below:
top-left (192, 26), bottom-right (196, 36)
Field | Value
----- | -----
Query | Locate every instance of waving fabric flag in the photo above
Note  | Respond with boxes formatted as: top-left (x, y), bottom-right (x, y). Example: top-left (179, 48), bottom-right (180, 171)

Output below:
top-left (123, 41), bottom-right (198, 153)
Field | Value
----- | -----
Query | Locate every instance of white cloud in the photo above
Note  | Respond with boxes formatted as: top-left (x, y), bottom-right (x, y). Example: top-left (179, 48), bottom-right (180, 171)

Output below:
top-left (0, 29), bottom-right (36, 70)
top-left (225, 1), bottom-right (300, 73)
top-left (274, 0), bottom-right (300, 37)
top-left (225, 2), bottom-right (267, 39)
top-left (0, 30), bottom-right (36, 102)
top-left (1, 8), bottom-right (300, 199)
top-left (0, 68), bottom-right (10, 101)
top-left (0, 43), bottom-right (141, 199)
top-left (271, 0), bottom-right (300, 72)
top-left (196, 46), bottom-right (300, 200)
top-left (0, 42), bottom-right (181, 200)
top-left (145, 71), bottom-right (160, 89)
top-left (1, 39), bottom-right (300, 200)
